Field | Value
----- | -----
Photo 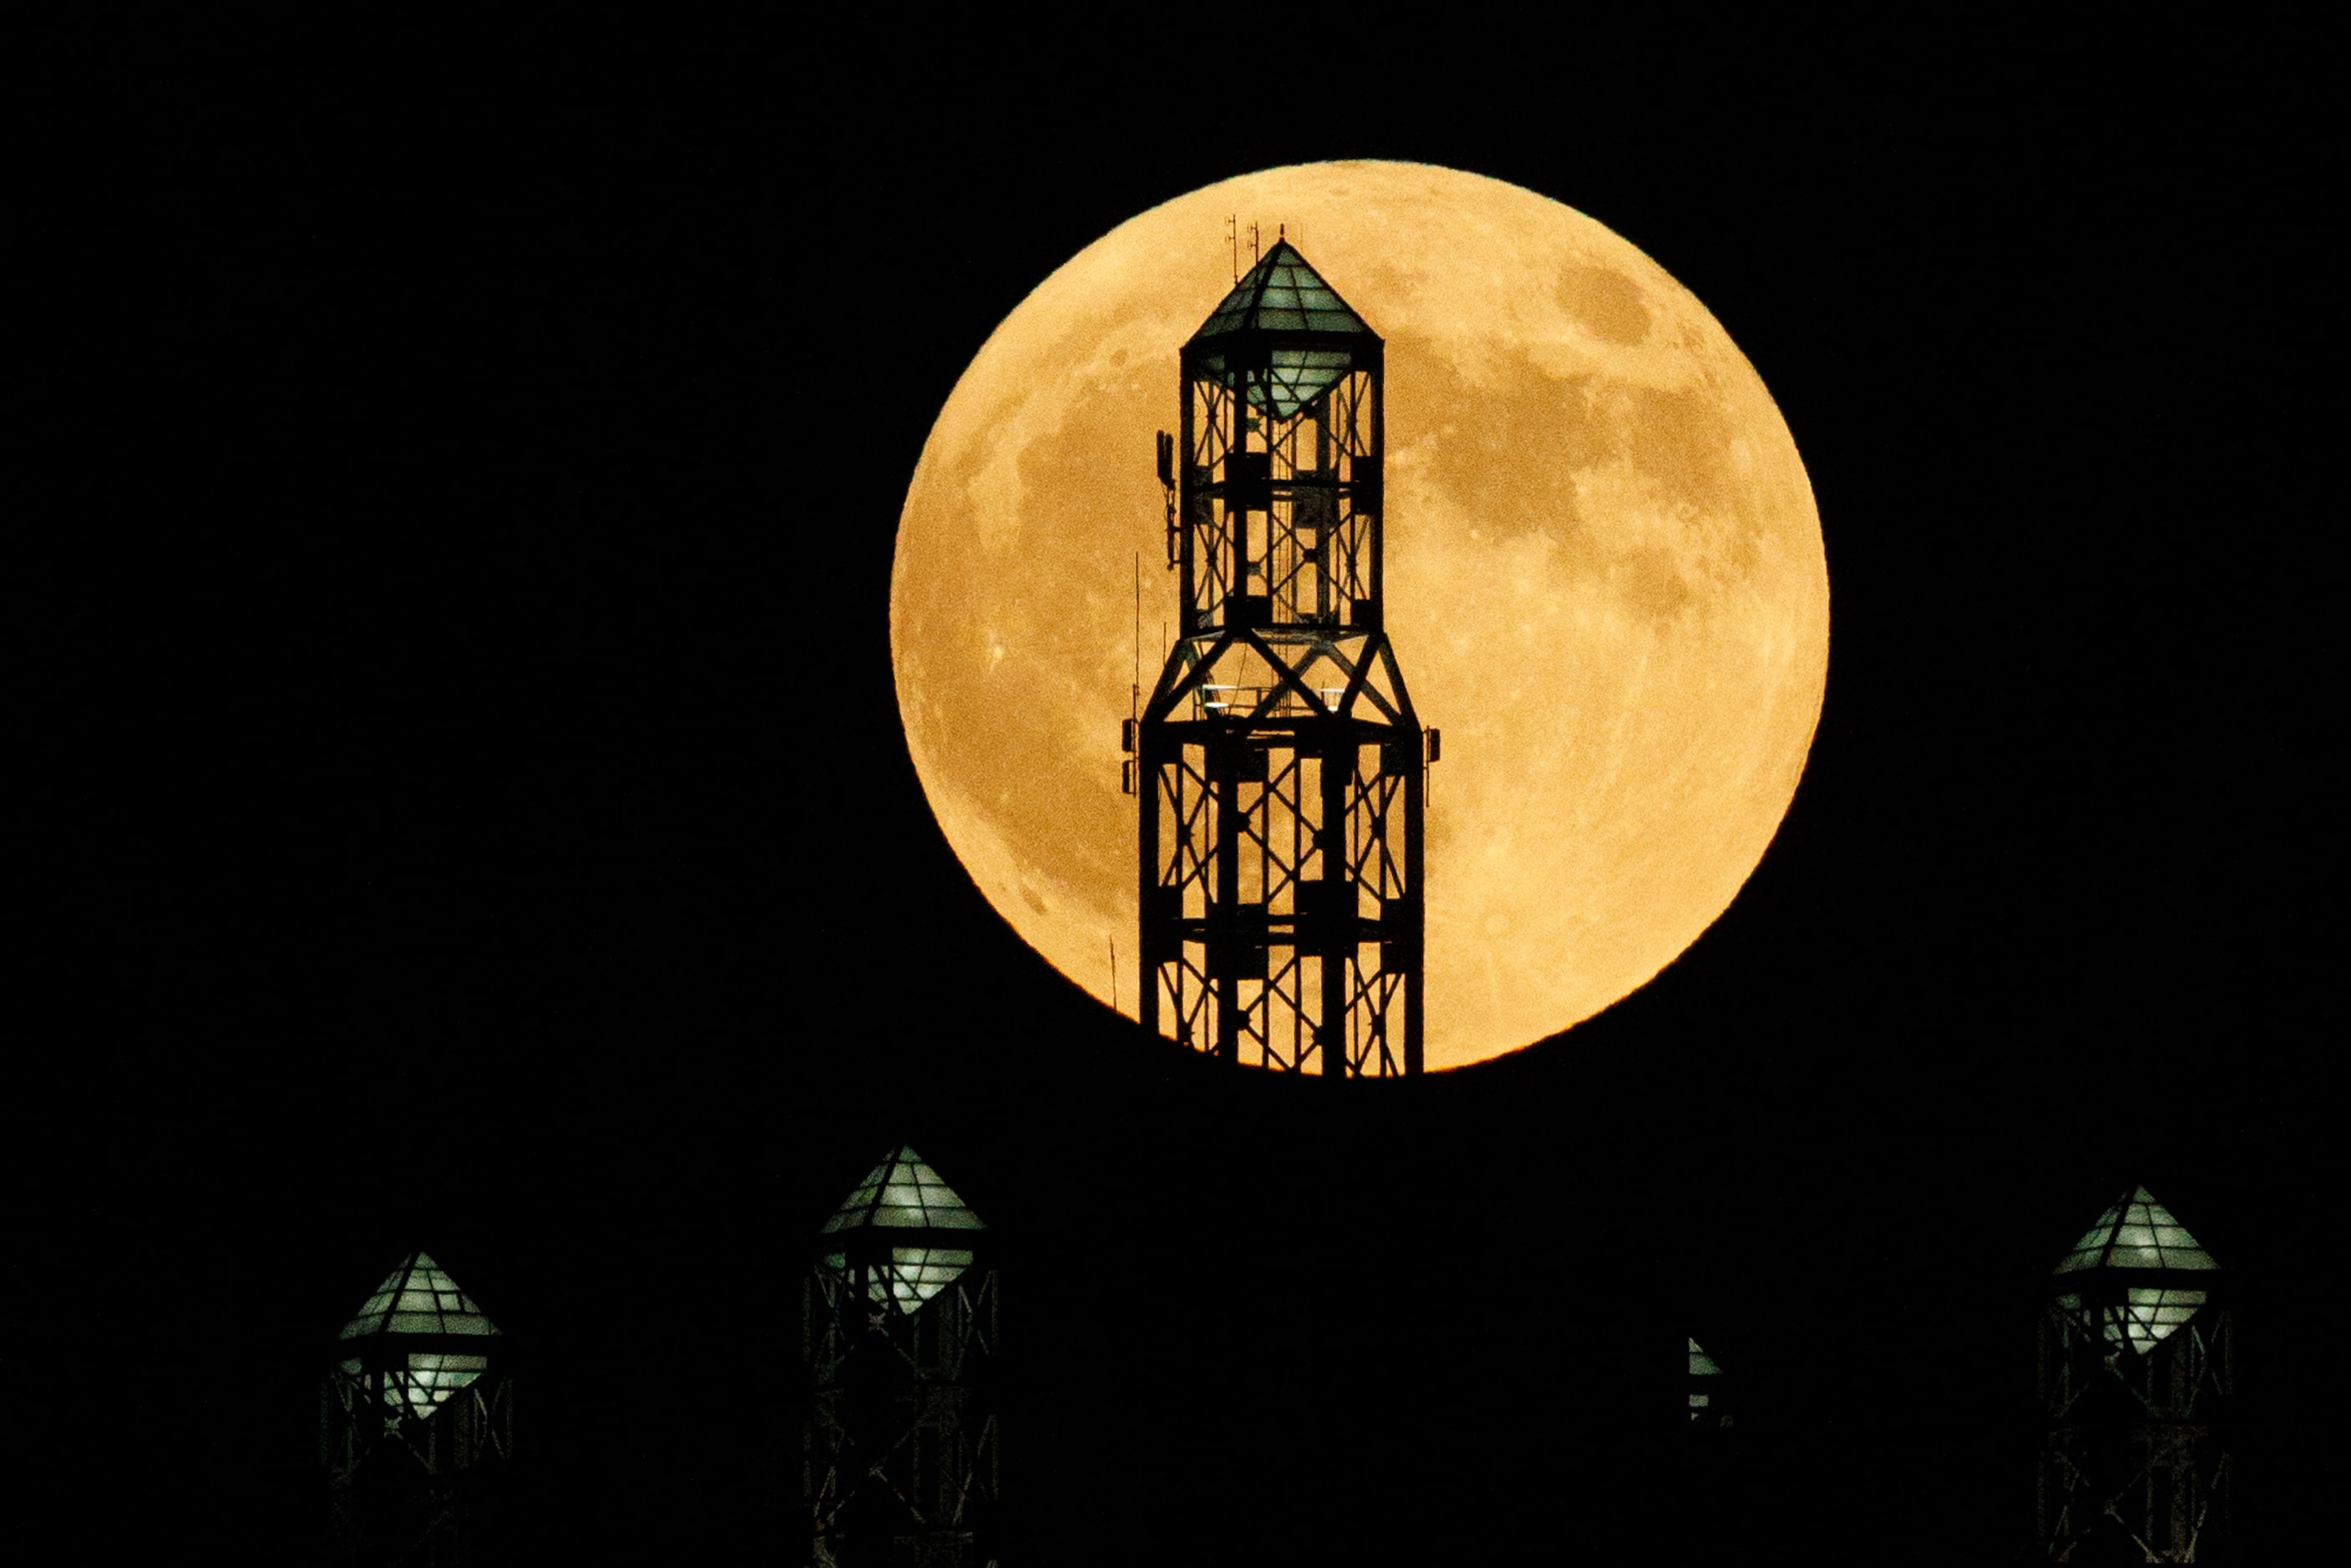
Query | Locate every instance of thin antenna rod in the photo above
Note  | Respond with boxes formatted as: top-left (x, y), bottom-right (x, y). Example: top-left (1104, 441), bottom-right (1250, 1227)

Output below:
top-left (1227, 215), bottom-right (1238, 283)
top-left (1132, 553), bottom-right (1141, 723)
top-left (1111, 935), bottom-right (1118, 1014)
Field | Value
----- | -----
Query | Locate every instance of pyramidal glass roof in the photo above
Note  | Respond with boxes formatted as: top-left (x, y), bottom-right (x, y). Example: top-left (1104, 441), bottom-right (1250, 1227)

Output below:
top-left (1188, 243), bottom-right (1376, 422)
top-left (1189, 240), bottom-right (1373, 342)
top-left (2054, 1186), bottom-right (2218, 1275)
top-left (820, 1145), bottom-right (986, 1235)
top-left (337, 1251), bottom-right (500, 1340)
top-left (2052, 1186), bottom-right (2218, 1357)
top-left (818, 1146), bottom-right (986, 1315)
top-left (333, 1251), bottom-right (498, 1420)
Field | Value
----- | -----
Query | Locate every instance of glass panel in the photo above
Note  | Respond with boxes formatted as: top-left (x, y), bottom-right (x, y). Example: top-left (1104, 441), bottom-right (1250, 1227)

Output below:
top-left (338, 1251), bottom-right (501, 1342)
top-left (1189, 245), bottom-right (1369, 343)
top-left (2092, 1286), bottom-right (2208, 1353)
top-left (823, 1148), bottom-right (987, 1241)
top-left (2052, 1186), bottom-right (2218, 1277)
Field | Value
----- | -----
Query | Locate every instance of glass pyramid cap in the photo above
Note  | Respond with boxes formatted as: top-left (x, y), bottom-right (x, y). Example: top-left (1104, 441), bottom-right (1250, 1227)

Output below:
top-left (1188, 243), bottom-right (1376, 419)
top-left (818, 1146), bottom-right (984, 1315)
top-left (333, 1251), bottom-right (497, 1421)
top-left (1188, 240), bottom-right (1374, 343)
top-left (2054, 1186), bottom-right (2218, 1275)
top-left (820, 1145), bottom-right (986, 1236)
top-left (2051, 1186), bottom-right (2217, 1356)
top-left (337, 1250), bottom-right (500, 1340)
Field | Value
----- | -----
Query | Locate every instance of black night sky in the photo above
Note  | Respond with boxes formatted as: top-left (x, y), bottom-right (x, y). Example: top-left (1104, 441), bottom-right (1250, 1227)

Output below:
top-left (27, 21), bottom-right (2333, 1564)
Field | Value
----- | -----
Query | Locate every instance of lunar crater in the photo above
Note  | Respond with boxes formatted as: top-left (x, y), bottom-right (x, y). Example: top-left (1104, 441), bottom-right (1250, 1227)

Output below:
top-left (1556, 261), bottom-right (1654, 346)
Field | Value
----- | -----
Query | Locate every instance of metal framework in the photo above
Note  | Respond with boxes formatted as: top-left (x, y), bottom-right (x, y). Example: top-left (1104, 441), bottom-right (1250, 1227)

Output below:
top-left (1133, 240), bottom-right (1432, 1075)
top-left (2038, 1186), bottom-right (2232, 1562)
top-left (803, 1146), bottom-right (1000, 1566)
top-left (321, 1252), bottom-right (514, 1567)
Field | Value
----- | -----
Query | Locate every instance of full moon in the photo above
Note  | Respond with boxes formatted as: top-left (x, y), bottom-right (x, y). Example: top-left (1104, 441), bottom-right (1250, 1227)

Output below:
top-left (890, 162), bottom-right (1827, 1070)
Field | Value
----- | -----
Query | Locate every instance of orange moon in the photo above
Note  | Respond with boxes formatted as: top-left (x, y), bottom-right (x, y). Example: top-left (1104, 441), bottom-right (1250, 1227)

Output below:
top-left (890, 162), bottom-right (1827, 1070)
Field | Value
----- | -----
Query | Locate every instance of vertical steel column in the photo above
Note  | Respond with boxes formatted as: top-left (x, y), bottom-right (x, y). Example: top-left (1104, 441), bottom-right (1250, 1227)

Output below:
top-left (1138, 741), bottom-right (1159, 1039)
top-left (1214, 740), bottom-right (1242, 1063)
top-left (1404, 722), bottom-right (1424, 1075)
top-left (1318, 732), bottom-right (1348, 1076)
top-left (1367, 355), bottom-right (1384, 631)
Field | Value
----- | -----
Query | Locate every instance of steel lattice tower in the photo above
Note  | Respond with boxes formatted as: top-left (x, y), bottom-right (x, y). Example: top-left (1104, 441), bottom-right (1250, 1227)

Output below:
top-left (1133, 240), bottom-right (1432, 1075)
top-left (803, 1146), bottom-right (1000, 1567)
top-left (321, 1250), bottom-right (514, 1566)
top-left (2039, 1185), bottom-right (2232, 1562)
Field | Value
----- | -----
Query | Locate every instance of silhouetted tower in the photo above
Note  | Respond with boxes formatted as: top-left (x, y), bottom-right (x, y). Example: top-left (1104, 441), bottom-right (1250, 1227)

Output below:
top-left (1134, 240), bottom-right (1434, 1075)
top-left (803, 1146), bottom-right (1000, 1566)
top-left (1687, 1336), bottom-right (1730, 1430)
top-left (321, 1250), bottom-right (514, 1566)
top-left (2039, 1186), bottom-right (2232, 1561)
top-left (1682, 1335), bottom-right (1744, 1554)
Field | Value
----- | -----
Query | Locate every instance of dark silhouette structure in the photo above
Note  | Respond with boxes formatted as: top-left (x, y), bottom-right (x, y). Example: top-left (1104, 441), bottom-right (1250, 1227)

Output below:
top-left (2039, 1186), bottom-right (2232, 1561)
top-left (321, 1250), bottom-right (514, 1565)
top-left (1133, 240), bottom-right (1433, 1075)
top-left (1684, 1335), bottom-right (1744, 1554)
top-left (804, 1146), bottom-right (1000, 1566)
top-left (1688, 1336), bottom-right (1730, 1430)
